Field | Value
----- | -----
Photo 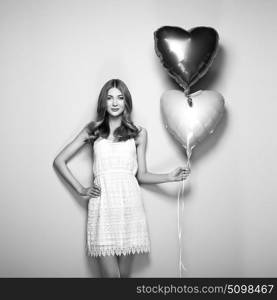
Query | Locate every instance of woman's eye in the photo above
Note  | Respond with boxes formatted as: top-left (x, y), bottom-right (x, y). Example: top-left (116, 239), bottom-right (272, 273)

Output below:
top-left (107, 96), bottom-right (124, 100)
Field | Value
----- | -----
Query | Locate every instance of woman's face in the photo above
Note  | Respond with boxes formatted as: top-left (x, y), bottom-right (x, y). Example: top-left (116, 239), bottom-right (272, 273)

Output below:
top-left (106, 87), bottom-right (125, 117)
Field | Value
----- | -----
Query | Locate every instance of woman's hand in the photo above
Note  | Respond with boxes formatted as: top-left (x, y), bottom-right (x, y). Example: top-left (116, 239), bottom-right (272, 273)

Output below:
top-left (79, 184), bottom-right (101, 200)
top-left (168, 166), bottom-right (191, 182)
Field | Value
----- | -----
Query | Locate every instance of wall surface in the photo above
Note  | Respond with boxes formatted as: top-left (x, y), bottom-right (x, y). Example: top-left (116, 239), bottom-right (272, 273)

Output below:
top-left (0, 0), bottom-right (276, 277)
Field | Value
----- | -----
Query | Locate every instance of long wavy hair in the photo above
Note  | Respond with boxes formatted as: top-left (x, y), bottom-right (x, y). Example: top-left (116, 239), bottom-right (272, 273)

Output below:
top-left (85, 79), bottom-right (141, 145)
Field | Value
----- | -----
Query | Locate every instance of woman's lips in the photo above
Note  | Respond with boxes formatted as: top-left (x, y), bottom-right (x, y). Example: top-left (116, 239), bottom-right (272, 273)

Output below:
top-left (111, 108), bottom-right (119, 111)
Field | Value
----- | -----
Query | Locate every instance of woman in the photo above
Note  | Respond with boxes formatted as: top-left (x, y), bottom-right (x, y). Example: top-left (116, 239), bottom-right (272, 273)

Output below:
top-left (53, 79), bottom-right (190, 278)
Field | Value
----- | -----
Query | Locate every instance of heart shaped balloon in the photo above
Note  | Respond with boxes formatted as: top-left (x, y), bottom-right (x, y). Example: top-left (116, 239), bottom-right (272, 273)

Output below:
top-left (154, 26), bottom-right (219, 92)
top-left (160, 90), bottom-right (225, 157)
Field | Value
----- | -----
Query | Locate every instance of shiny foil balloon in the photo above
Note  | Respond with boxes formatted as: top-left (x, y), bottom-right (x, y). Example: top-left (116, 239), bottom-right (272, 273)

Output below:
top-left (154, 26), bottom-right (219, 92)
top-left (160, 90), bottom-right (225, 156)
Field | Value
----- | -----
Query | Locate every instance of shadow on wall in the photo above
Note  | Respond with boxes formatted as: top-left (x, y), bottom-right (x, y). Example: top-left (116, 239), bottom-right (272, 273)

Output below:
top-left (52, 146), bottom-right (100, 278)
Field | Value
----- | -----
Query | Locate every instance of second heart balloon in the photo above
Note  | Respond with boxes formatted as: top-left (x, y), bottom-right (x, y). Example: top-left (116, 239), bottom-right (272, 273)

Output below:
top-left (160, 89), bottom-right (225, 157)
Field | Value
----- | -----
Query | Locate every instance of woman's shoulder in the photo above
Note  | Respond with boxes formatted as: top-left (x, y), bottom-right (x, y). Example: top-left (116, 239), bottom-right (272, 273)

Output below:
top-left (136, 125), bottom-right (147, 135)
top-left (82, 121), bottom-right (98, 143)
top-left (86, 120), bottom-right (97, 131)
top-left (134, 125), bottom-right (147, 146)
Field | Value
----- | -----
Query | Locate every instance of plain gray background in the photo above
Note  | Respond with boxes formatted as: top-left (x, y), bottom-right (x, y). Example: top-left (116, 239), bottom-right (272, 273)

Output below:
top-left (0, 0), bottom-right (276, 277)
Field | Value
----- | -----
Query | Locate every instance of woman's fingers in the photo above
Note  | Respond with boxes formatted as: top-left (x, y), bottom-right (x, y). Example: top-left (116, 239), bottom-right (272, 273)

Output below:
top-left (177, 172), bottom-right (190, 181)
top-left (89, 189), bottom-right (99, 196)
top-left (181, 174), bottom-right (189, 178)
top-left (85, 186), bottom-right (101, 197)
top-left (177, 170), bottom-right (190, 176)
top-left (182, 168), bottom-right (190, 174)
top-left (177, 166), bottom-right (190, 172)
top-left (80, 185), bottom-right (102, 200)
top-left (89, 190), bottom-right (100, 196)
top-left (181, 170), bottom-right (190, 174)
top-left (92, 185), bottom-right (101, 197)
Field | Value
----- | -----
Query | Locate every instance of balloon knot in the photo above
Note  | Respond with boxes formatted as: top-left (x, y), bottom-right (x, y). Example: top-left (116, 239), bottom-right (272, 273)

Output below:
top-left (187, 96), bottom-right (193, 107)
top-left (184, 88), bottom-right (193, 107)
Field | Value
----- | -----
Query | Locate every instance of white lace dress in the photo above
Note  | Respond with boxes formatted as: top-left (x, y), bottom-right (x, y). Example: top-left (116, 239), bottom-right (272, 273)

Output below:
top-left (86, 137), bottom-right (151, 257)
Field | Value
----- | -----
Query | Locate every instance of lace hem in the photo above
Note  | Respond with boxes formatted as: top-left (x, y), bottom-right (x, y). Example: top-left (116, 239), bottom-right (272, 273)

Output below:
top-left (86, 245), bottom-right (150, 257)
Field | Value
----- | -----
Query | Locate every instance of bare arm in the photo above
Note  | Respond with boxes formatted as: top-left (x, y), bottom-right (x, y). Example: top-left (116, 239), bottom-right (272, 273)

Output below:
top-left (135, 127), bottom-right (190, 184)
top-left (53, 126), bottom-right (96, 196)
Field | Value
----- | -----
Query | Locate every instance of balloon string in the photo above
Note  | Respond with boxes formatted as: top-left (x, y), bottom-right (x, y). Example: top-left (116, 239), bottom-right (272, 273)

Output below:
top-left (177, 153), bottom-right (191, 277)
